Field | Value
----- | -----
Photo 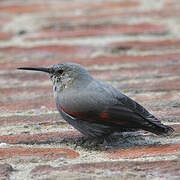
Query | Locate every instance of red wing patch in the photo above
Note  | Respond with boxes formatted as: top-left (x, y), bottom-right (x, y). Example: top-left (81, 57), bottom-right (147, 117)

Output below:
top-left (60, 105), bottom-right (129, 125)
top-left (59, 104), bottom-right (94, 122)
top-left (100, 111), bottom-right (129, 125)
top-left (100, 112), bottom-right (109, 119)
top-left (59, 104), bottom-right (80, 116)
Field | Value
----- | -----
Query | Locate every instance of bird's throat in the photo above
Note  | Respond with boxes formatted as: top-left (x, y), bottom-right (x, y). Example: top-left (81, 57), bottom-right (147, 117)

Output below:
top-left (52, 76), bottom-right (74, 93)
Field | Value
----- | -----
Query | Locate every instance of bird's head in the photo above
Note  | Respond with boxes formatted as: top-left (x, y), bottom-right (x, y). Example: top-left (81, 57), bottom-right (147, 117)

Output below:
top-left (18, 63), bottom-right (92, 90)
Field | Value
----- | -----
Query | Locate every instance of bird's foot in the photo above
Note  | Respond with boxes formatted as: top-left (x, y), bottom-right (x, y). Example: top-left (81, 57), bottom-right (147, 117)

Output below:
top-left (74, 136), bottom-right (103, 150)
top-left (74, 136), bottom-right (87, 149)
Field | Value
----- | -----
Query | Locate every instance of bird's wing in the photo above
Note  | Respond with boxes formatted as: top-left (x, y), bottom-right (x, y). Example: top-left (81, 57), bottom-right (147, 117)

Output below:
top-left (96, 79), bottom-right (163, 126)
top-left (116, 93), bottom-right (160, 124)
top-left (59, 94), bottom-right (148, 128)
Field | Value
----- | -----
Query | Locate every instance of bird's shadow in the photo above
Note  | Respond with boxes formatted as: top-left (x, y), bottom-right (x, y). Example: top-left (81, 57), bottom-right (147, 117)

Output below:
top-left (60, 132), bottom-right (162, 150)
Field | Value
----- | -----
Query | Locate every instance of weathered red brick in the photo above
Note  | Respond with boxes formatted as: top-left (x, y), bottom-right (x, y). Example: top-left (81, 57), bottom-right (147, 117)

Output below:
top-left (0, 113), bottom-right (62, 126)
top-left (0, 16), bottom-right (12, 28)
top-left (134, 9), bottom-right (180, 17)
top-left (92, 65), bottom-right (180, 81)
top-left (91, 1), bottom-right (140, 9)
top-left (0, 4), bottom-right (70, 14)
top-left (164, 109), bottom-right (180, 122)
top-left (0, 73), bottom-right (49, 86)
top-left (164, 0), bottom-right (180, 7)
top-left (0, 95), bottom-right (55, 111)
top-left (25, 23), bottom-right (167, 40)
top-left (45, 9), bottom-right (144, 26)
top-left (0, 32), bottom-right (12, 40)
top-left (155, 8), bottom-right (180, 17)
top-left (151, 108), bottom-right (180, 124)
top-left (171, 124), bottom-right (180, 135)
top-left (31, 160), bottom-right (180, 179)
top-left (109, 39), bottom-right (180, 51)
top-left (118, 77), bottom-right (180, 92)
top-left (107, 144), bottom-right (180, 159)
top-left (0, 131), bottom-right (81, 144)
top-left (134, 91), bottom-right (180, 106)
top-left (0, 86), bottom-right (52, 110)
top-left (0, 1), bottom-right (139, 14)
top-left (0, 45), bottom-right (95, 57)
top-left (31, 165), bottom-right (55, 178)
top-left (0, 147), bottom-right (79, 160)
top-left (108, 8), bottom-right (180, 18)
top-left (45, 8), bottom-right (180, 26)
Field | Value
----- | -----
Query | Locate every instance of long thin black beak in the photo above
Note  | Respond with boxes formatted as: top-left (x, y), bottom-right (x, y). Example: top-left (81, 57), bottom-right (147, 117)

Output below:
top-left (17, 67), bottom-right (51, 73)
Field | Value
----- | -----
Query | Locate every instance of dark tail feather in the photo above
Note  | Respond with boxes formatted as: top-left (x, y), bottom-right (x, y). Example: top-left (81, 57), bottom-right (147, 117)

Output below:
top-left (143, 123), bottom-right (174, 136)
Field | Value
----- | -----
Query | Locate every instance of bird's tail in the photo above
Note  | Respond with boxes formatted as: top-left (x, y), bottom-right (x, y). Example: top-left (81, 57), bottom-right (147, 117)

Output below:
top-left (143, 123), bottom-right (174, 136)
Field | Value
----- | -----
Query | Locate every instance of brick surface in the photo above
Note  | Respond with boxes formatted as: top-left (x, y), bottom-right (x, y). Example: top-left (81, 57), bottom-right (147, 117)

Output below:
top-left (0, 45), bottom-right (95, 58)
top-left (30, 160), bottom-right (180, 180)
top-left (107, 144), bottom-right (180, 159)
top-left (0, 131), bottom-right (81, 144)
top-left (0, 113), bottom-right (61, 125)
top-left (0, 17), bottom-right (12, 28)
top-left (155, 109), bottom-right (180, 123)
top-left (0, 1), bottom-right (139, 14)
top-left (164, 0), bottom-right (180, 7)
top-left (0, 95), bottom-right (55, 111)
top-left (117, 77), bottom-right (180, 92)
top-left (0, 147), bottom-right (79, 160)
top-left (0, 0), bottom-right (180, 179)
top-left (0, 32), bottom-right (12, 40)
top-left (109, 39), bottom-right (180, 51)
top-left (25, 23), bottom-right (167, 40)
top-left (43, 7), bottom-right (180, 23)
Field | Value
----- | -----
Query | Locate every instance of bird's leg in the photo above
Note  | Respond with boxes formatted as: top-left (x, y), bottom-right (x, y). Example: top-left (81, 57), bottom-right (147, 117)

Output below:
top-left (74, 134), bottom-right (118, 150)
top-left (74, 136), bottom-right (87, 149)
top-left (101, 134), bottom-right (118, 148)
top-left (74, 136), bottom-right (106, 149)
top-left (103, 135), bottom-right (113, 145)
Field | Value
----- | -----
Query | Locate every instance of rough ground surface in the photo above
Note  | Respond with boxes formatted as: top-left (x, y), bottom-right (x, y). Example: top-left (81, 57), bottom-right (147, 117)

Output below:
top-left (0, 0), bottom-right (180, 179)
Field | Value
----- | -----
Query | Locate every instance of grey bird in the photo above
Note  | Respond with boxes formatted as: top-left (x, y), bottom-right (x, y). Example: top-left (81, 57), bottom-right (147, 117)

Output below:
top-left (18, 63), bottom-right (174, 143)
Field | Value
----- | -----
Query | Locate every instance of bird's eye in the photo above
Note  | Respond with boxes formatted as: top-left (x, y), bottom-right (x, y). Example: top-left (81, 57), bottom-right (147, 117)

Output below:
top-left (57, 69), bottom-right (63, 74)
